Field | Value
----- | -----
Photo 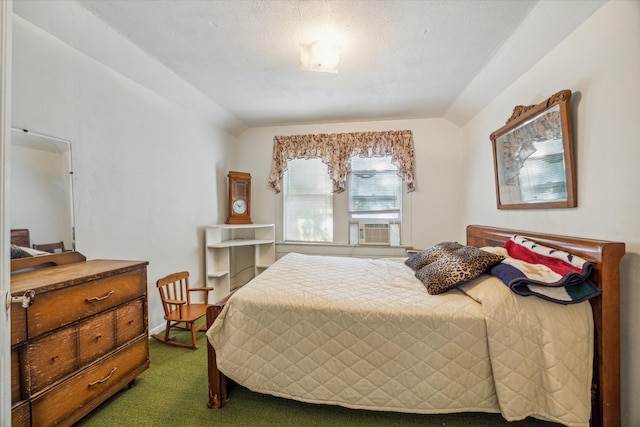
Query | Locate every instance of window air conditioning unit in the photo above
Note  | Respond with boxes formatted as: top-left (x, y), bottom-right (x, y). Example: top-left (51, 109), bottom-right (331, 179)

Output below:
top-left (358, 223), bottom-right (390, 245)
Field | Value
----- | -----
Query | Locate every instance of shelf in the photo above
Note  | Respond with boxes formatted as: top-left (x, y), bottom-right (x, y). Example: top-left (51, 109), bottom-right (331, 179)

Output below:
top-left (205, 224), bottom-right (275, 301)
top-left (207, 271), bottom-right (229, 278)
top-left (208, 239), bottom-right (274, 248)
top-left (207, 223), bottom-right (275, 229)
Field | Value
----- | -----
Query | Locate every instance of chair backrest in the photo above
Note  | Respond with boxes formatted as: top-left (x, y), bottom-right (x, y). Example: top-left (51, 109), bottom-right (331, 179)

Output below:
top-left (33, 241), bottom-right (65, 253)
top-left (156, 271), bottom-right (193, 316)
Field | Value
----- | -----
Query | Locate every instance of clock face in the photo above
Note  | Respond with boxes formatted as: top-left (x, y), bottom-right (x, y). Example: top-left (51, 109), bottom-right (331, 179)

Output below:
top-left (232, 199), bottom-right (247, 214)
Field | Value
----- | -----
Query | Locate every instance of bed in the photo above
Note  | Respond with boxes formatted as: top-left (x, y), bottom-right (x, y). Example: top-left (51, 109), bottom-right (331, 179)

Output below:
top-left (205, 225), bottom-right (624, 427)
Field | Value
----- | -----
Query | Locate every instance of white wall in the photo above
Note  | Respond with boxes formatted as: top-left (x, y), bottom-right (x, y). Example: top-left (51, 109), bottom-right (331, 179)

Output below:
top-left (11, 143), bottom-right (73, 248)
top-left (234, 118), bottom-right (463, 251)
top-left (11, 16), bottom-right (234, 332)
top-left (461, 2), bottom-right (640, 424)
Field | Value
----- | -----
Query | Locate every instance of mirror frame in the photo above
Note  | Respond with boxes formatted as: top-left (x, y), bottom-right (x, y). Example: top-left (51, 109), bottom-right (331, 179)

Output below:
top-left (489, 89), bottom-right (576, 210)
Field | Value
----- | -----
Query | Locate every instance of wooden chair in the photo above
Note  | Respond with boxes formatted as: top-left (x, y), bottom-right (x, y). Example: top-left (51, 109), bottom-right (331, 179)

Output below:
top-left (151, 271), bottom-right (213, 349)
top-left (33, 241), bottom-right (65, 253)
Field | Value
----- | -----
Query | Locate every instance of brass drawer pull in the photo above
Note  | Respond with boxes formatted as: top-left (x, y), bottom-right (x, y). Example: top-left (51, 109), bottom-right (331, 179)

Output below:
top-left (88, 367), bottom-right (117, 387)
top-left (85, 290), bottom-right (115, 302)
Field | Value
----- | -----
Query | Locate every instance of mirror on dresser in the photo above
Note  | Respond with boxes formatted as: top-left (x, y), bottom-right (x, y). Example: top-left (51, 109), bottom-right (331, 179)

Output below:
top-left (10, 128), bottom-right (75, 250)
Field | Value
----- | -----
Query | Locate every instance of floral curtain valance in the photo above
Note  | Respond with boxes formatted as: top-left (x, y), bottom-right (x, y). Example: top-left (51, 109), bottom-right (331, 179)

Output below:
top-left (268, 130), bottom-right (415, 194)
top-left (499, 108), bottom-right (562, 183)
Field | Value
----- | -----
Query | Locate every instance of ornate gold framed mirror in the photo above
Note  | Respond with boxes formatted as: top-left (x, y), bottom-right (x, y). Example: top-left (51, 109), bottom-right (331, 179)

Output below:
top-left (490, 89), bottom-right (576, 209)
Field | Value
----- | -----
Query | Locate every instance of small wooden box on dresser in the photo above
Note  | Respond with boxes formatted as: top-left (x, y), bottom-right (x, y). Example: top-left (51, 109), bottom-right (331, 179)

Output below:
top-left (10, 252), bottom-right (150, 427)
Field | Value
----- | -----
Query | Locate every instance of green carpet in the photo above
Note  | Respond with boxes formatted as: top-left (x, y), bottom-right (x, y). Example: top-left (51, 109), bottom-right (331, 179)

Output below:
top-left (76, 327), bottom-right (559, 427)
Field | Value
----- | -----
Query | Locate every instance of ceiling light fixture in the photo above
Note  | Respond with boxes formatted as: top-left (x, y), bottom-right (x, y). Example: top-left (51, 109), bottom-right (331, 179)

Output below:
top-left (300, 40), bottom-right (340, 74)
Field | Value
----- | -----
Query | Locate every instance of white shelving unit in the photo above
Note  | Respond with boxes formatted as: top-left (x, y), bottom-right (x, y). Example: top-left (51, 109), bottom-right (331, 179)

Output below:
top-left (205, 224), bottom-right (275, 302)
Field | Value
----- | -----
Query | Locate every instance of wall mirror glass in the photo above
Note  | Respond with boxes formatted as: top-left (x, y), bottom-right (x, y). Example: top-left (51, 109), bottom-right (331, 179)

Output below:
top-left (11, 128), bottom-right (75, 250)
top-left (490, 89), bottom-right (576, 209)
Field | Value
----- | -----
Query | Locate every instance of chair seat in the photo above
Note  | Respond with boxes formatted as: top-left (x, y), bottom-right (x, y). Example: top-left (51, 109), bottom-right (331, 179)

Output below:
top-left (164, 303), bottom-right (209, 323)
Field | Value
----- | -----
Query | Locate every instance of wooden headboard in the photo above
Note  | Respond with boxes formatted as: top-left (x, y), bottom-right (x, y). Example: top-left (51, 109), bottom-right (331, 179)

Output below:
top-left (466, 225), bottom-right (625, 427)
top-left (11, 229), bottom-right (30, 247)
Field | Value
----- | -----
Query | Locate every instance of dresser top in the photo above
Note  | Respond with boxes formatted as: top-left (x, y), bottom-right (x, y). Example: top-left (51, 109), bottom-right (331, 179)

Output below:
top-left (11, 259), bottom-right (149, 295)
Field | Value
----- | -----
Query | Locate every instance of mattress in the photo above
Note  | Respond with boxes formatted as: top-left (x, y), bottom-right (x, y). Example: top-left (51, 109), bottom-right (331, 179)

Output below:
top-left (207, 252), bottom-right (593, 426)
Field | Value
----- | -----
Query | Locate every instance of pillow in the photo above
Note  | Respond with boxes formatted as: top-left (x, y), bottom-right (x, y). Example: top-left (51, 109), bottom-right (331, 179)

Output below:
top-left (415, 245), bottom-right (504, 295)
top-left (11, 244), bottom-right (33, 259)
top-left (404, 241), bottom-right (463, 271)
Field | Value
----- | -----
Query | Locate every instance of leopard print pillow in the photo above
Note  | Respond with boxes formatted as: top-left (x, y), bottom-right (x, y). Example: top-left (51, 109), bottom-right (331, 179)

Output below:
top-left (404, 241), bottom-right (463, 271)
top-left (10, 244), bottom-right (32, 259)
top-left (415, 246), bottom-right (504, 295)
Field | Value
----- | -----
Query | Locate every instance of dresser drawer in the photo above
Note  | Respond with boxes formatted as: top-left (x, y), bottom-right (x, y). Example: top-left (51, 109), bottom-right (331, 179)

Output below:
top-left (117, 298), bottom-right (145, 346)
top-left (11, 401), bottom-right (30, 427)
top-left (28, 268), bottom-right (146, 338)
top-left (79, 310), bottom-right (116, 366)
top-left (28, 326), bottom-right (78, 394)
top-left (31, 336), bottom-right (149, 427)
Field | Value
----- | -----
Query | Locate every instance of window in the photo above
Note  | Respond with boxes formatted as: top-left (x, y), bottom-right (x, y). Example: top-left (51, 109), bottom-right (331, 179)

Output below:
top-left (348, 156), bottom-right (402, 222)
top-left (283, 158), bottom-right (333, 242)
top-left (272, 131), bottom-right (414, 245)
top-left (283, 156), bottom-right (403, 244)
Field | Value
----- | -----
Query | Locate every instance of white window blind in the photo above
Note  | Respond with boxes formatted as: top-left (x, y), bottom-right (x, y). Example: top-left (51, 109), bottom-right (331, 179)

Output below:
top-left (349, 156), bottom-right (401, 221)
top-left (283, 158), bottom-right (333, 242)
top-left (518, 139), bottom-right (567, 202)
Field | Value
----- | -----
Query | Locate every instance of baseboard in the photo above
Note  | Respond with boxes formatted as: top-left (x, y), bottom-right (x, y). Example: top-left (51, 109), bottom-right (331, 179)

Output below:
top-left (148, 323), bottom-right (166, 336)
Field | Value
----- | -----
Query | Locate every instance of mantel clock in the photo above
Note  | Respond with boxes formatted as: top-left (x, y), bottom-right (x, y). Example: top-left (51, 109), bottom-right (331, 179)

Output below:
top-left (226, 171), bottom-right (252, 224)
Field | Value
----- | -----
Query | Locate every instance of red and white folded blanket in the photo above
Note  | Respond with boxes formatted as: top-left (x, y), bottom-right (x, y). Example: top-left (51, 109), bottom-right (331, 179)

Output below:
top-left (485, 234), bottom-right (601, 304)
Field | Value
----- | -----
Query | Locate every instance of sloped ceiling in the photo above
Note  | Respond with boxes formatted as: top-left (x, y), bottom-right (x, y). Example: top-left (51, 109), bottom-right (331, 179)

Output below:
top-left (13, 0), bottom-right (605, 135)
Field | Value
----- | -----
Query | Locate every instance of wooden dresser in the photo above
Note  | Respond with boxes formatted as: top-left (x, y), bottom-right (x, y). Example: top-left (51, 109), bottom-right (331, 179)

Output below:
top-left (10, 253), bottom-right (150, 426)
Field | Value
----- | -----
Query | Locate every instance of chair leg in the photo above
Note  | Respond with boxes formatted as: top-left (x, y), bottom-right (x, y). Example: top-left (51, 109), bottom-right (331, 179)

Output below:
top-left (152, 321), bottom-right (175, 344)
top-left (152, 320), bottom-right (200, 349)
top-left (164, 321), bottom-right (172, 341)
top-left (190, 322), bottom-right (198, 349)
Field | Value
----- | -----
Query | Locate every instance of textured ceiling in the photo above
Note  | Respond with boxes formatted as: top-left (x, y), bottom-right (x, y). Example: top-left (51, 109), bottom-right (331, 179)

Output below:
top-left (14, 0), bottom-right (605, 134)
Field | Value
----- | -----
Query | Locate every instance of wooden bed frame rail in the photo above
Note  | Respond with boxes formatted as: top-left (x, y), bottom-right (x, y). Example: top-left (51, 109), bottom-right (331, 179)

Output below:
top-left (207, 293), bottom-right (233, 409)
top-left (205, 225), bottom-right (625, 427)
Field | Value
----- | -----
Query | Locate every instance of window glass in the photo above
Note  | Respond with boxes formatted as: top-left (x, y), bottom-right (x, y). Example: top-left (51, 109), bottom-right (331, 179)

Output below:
top-left (349, 156), bottom-right (401, 221)
top-left (283, 159), bottom-right (333, 242)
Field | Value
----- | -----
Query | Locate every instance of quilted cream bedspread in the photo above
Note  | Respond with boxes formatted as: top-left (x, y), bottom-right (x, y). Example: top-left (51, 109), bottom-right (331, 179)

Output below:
top-left (207, 253), bottom-right (593, 426)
